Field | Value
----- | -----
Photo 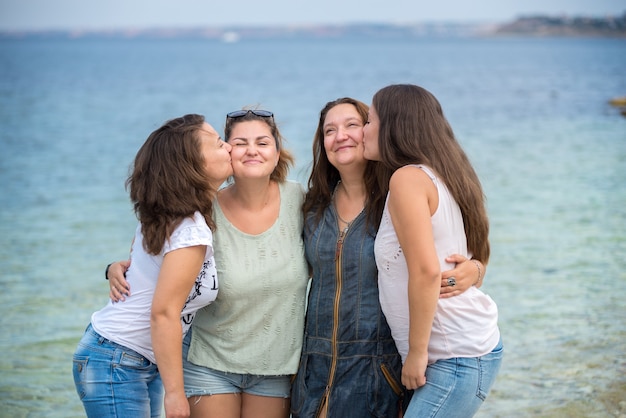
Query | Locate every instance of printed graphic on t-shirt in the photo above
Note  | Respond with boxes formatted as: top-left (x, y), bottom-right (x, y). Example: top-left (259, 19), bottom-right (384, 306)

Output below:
top-left (182, 259), bottom-right (217, 325)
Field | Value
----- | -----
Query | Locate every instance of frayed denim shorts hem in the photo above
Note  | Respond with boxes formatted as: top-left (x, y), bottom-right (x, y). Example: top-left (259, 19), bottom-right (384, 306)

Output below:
top-left (182, 331), bottom-right (291, 398)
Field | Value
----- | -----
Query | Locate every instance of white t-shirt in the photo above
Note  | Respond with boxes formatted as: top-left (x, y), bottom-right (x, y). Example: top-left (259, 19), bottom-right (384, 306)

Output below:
top-left (91, 211), bottom-right (218, 363)
top-left (375, 165), bottom-right (500, 364)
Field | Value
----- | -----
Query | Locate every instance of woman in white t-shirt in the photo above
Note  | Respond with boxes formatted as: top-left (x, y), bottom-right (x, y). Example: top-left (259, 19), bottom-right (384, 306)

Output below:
top-left (72, 114), bottom-right (233, 418)
top-left (363, 84), bottom-right (503, 418)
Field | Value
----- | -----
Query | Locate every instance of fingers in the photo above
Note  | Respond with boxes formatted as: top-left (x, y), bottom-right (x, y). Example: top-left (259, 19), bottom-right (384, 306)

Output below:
top-left (401, 374), bottom-right (427, 390)
top-left (439, 276), bottom-right (457, 294)
top-left (439, 290), bottom-right (460, 299)
top-left (440, 275), bottom-right (460, 297)
top-left (441, 255), bottom-right (476, 294)
top-left (109, 263), bottom-right (131, 296)
top-left (109, 276), bottom-right (129, 297)
top-left (109, 277), bottom-right (129, 302)
top-left (445, 253), bottom-right (468, 264)
top-left (109, 286), bottom-right (126, 303)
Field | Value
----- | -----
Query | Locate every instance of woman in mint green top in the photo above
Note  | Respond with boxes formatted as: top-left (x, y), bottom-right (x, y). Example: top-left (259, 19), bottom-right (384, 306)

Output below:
top-left (184, 109), bottom-right (308, 418)
top-left (187, 179), bottom-right (307, 376)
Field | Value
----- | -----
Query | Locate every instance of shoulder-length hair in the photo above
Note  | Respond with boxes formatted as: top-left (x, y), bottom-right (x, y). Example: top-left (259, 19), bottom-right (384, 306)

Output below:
top-left (127, 114), bottom-right (217, 255)
top-left (373, 84), bottom-right (490, 263)
top-left (224, 109), bottom-right (294, 183)
top-left (303, 97), bottom-right (387, 232)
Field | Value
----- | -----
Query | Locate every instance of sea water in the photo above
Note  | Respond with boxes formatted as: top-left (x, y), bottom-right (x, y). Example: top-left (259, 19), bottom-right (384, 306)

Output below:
top-left (0, 36), bottom-right (625, 417)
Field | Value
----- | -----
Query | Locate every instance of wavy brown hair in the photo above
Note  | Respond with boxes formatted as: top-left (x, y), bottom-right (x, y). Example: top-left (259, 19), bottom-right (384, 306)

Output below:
top-left (303, 97), bottom-right (387, 232)
top-left (372, 84), bottom-right (490, 263)
top-left (126, 114), bottom-right (218, 255)
top-left (224, 109), bottom-right (294, 182)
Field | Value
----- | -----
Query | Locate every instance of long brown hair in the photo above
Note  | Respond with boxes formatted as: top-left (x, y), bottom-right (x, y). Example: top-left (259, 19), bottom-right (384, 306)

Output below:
top-left (224, 109), bottom-right (294, 182)
top-left (372, 84), bottom-right (490, 263)
top-left (304, 97), bottom-right (386, 232)
top-left (127, 114), bottom-right (217, 255)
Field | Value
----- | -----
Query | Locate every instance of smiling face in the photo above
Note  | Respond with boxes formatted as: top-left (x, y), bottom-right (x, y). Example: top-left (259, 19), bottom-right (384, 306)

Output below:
top-left (322, 103), bottom-right (367, 171)
top-left (227, 119), bottom-right (280, 179)
top-left (362, 105), bottom-right (381, 161)
top-left (198, 122), bottom-right (233, 188)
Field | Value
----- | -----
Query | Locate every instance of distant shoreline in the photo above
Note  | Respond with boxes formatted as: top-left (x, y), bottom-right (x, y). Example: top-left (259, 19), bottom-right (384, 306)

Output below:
top-left (492, 13), bottom-right (626, 37)
top-left (1, 12), bottom-right (625, 40)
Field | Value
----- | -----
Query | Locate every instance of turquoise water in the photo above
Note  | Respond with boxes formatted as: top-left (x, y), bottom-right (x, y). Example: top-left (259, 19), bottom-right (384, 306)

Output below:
top-left (0, 37), bottom-right (625, 417)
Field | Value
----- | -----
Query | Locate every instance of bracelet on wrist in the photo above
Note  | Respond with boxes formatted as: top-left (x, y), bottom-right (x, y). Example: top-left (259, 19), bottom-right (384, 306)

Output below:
top-left (470, 260), bottom-right (482, 285)
top-left (105, 263), bottom-right (113, 281)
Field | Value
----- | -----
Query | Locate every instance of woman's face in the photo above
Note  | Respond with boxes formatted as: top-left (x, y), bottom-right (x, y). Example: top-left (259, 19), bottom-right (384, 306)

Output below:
top-left (227, 120), bottom-right (280, 179)
top-left (198, 122), bottom-right (233, 188)
top-left (362, 105), bottom-right (381, 161)
top-left (322, 103), bottom-right (366, 170)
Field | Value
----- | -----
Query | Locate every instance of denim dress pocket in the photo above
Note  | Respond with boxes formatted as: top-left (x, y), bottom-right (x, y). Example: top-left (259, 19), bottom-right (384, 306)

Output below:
top-left (381, 362), bottom-right (404, 396)
top-left (367, 357), bottom-right (403, 418)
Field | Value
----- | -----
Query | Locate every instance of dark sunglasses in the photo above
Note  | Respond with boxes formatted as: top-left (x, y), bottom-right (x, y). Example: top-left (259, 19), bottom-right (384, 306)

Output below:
top-left (226, 109), bottom-right (274, 119)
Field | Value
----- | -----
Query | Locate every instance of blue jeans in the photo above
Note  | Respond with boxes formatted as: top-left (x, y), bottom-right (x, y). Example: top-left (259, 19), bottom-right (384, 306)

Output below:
top-left (404, 339), bottom-right (503, 418)
top-left (72, 324), bottom-right (163, 418)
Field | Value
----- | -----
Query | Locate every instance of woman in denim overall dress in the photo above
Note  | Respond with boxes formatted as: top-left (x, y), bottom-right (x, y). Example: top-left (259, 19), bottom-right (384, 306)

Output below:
top-left (291, 98), bottom-right (482, 418)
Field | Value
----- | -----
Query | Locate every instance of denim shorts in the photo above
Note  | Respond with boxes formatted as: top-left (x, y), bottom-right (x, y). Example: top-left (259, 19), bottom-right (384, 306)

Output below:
top-left (72, 324), bottom-right (163, 418)
top-left (182, 330), bottom-right (291, 398)
top-left (404, 338), bottom-right (504, 418)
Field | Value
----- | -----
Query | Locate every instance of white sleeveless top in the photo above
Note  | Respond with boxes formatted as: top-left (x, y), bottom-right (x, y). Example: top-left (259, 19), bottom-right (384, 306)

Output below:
top-left (374, 165), bottom-right (500, 363)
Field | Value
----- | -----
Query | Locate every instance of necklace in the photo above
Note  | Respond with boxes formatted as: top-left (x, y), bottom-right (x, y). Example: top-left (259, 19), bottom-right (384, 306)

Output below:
top-left (333, 180), bottom-right (364, 231)
top-left (336, 211), bottom-right (354, 226)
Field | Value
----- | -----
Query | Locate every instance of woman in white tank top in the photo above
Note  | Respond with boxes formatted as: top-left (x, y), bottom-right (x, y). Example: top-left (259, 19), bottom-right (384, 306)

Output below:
top-left (363, 84), bottom-right (503, 418)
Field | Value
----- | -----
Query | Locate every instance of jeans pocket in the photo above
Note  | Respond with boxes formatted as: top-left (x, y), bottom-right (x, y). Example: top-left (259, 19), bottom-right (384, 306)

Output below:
top-left (477, 340), bottom-right (504, 400)
top-left (72, 356), bottom-right (88, 400)
top-left (116, 350), bottom-right (152, 369)
top-left (111, 350), bottom-right (156, 388)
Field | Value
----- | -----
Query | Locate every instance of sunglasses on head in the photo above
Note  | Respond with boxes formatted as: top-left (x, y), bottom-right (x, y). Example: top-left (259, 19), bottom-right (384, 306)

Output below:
top-left (226, 109), bottom-right (274, 119)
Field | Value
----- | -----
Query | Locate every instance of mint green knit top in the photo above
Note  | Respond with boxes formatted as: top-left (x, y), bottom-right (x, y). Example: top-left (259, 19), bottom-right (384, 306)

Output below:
top-left (188, 181), bottom-right (309, 375)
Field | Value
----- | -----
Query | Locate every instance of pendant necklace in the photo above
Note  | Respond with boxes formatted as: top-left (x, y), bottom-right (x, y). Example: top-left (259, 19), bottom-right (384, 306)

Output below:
top-left (333, 181), bottom-right (365, 261)
top-left (333, 180), bottom-right (364, 232)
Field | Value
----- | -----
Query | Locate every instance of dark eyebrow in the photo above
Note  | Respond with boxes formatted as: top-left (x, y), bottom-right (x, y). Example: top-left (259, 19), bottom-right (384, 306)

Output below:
top-left (231, 135), bottom-right (272, 142)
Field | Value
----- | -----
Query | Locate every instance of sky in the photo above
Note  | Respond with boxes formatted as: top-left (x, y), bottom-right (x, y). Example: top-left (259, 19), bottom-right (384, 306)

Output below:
top-left (0, 0), bottom-right (624, 31)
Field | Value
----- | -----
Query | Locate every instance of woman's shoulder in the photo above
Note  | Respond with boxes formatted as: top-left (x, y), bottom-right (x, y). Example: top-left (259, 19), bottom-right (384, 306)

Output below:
top-left (179, 211), bottom-right (210, 229)
top-left (390, 165), bottom-right (434, 186)
top-left (277, 181), bottom-right (305, 222)
top-left (280, 179), bottom-right (305, 194)
top-left (280, 180), bottom-right (306, 202)
top-left (164, 212), bottom-right (212, 253)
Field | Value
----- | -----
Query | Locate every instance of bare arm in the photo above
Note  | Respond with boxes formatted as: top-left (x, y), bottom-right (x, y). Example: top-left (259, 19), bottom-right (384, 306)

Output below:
top-left (387, 166), bottom-right (440, 390)
top-left (151, 245), bottom-right (205, 418)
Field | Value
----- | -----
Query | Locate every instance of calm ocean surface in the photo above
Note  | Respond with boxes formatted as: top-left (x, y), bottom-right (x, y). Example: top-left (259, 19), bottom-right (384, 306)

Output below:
top-left (0, 36), bottom-right (625, 417)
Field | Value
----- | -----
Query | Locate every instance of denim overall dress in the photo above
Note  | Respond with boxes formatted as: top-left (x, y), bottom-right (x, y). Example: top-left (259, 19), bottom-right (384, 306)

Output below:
top-left (291, 207), bottom-right (404, 418)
